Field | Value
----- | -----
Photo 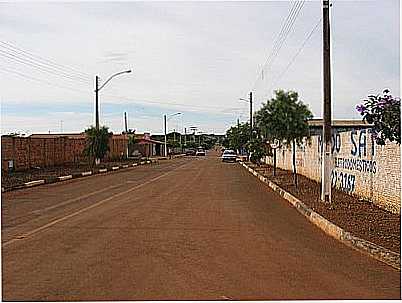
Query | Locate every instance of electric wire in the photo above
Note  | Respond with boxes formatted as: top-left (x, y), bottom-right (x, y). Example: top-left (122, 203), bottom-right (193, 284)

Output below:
top-left (0, 49), bottom-right (91, 85)
top-left (0, 65), bottom-right (89, 94)
top-left (0, 40), bottom-right (92, 80)
top-left (247, 0), bottom-right (306, 96)
top-left (266, 16), bottom-right (322, 97)
top-left (103, 93), bottom-right (245, 112)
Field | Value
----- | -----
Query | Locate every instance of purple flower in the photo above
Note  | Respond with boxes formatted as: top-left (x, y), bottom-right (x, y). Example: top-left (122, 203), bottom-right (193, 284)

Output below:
top-left (356, 104), bottom-right (366, 113)
top-left (378, 100), bottom-right (387, 108)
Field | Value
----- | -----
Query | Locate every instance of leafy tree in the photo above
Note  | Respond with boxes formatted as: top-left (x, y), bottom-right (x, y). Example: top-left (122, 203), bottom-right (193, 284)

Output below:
top-left (247, 135), bottom-right (267, 164)
top-left (356, 89), bottom-right (400, 145)
top-left (184, 141), bottom-right (198, 149)
top-left (255, 89), bottom-right (313, 186)
top-left (83, 126), bottom-right (112, 166)
top-left (224, 122), bottom-right (250, 153)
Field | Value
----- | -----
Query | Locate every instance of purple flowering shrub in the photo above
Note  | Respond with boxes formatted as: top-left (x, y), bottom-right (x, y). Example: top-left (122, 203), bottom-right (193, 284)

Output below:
top-left (356, 89), bottom-right (400, 145)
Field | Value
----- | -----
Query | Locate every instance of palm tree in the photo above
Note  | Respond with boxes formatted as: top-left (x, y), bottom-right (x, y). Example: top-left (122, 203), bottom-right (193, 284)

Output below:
top-left (83, 126), bottom-right (112, 166)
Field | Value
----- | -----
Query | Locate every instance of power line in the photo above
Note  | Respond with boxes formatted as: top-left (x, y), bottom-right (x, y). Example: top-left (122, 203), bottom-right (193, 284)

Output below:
top-left (0, 49), bottom-right (91, 85)
top-left (0, 40), bottom-right (92, 80)
top-left (266, 16), bottom-right (322, 96)
top-left (103, 92), bottom-right (245, 112)
top-left (261, 1), bottom-right (303, 74)
top-left (248, 0), bottom-right (306, 96)
top-left (0, 65), bottom-right (89, 94)
top-left (263, 1), bottom-right (305, 75)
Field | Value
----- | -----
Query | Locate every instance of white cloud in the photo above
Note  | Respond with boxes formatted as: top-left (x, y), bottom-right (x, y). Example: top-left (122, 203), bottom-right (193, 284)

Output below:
top-left (0, 0), bottom-right (399, 134)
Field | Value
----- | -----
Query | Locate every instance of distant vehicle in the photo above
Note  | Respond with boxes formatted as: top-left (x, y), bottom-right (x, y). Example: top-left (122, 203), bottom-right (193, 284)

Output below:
top-left (196, 149), bottom-right (206, 156)
top-left (130, 150), bottom-right (142, 160)
top-left (185, 148), bottom-right (196, 156)
top-left (221, 149), bottom-right (237, 162)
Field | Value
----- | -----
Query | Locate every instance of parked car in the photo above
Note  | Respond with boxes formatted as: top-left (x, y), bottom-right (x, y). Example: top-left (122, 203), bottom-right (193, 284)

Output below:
top-left (196, 148), bottom-right (206, 156)
top-left (236, 155), bottom-right (248, 162)
top-left (221, 149), bottom-right (237, 162)
top-left (129, 150), bottom-right (142, 160)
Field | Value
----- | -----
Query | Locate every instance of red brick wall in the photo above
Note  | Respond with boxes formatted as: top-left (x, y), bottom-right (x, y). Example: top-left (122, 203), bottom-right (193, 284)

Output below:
top-left (1, 135), bottom-right (128, 171)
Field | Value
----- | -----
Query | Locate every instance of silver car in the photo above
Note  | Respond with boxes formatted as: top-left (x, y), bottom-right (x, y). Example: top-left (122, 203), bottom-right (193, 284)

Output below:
top-left (221, 149), bottom-right (237, 162)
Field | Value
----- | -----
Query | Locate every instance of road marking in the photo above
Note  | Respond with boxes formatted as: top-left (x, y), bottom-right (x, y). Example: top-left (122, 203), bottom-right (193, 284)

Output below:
top-left (3, 161), bottom-right (190, 247)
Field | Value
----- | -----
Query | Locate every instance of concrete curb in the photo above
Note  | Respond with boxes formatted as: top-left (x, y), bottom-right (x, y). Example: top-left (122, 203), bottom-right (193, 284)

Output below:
top-left (240, 162), bottom-right (401, 271)
top-left (24, 180), bottom-right (45, 188)
top-left (58, 175), bottom-right (72, 181)
top-left (2, 159), bottom-right (160, 193)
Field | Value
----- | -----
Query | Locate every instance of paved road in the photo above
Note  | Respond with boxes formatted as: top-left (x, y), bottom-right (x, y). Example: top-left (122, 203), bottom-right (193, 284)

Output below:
top-left (2, 152), bottom-right (400, 300)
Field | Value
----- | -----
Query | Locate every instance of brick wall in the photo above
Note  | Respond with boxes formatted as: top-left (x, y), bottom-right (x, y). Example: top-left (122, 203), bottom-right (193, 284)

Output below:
top-left (1, 135), bottom-right (128, 171)
top-left (264, 129), bottom-right (401, 214)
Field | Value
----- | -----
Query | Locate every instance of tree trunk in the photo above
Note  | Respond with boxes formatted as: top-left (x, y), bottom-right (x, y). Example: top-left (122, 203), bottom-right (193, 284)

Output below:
top-left (292, 140), bottom-right (298, 188)
top-left (273, 148), bottom-right (277, 176)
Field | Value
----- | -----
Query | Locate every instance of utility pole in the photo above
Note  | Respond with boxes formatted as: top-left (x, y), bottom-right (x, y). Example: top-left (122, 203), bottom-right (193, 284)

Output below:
top-left (173, 129), bottom-right (176, 142)
top-left (124, 112), bottom-right (128, 133)
top-left (164, 114), bottom-right (167, 157)
top-left (321, 0), bottom-right (332, 203)
top-left (95, 76), bottom-right (99, 130)
top-left (249, 91), bottom-right (253, 141)
top-left (237, 118), bottom-right (240, 154)
top-left (184, 127), bottom-right (187, 145)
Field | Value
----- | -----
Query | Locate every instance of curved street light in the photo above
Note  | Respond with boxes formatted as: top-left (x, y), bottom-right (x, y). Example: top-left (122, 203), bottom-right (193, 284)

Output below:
top-left (95, 69), bottom-right (132, 130)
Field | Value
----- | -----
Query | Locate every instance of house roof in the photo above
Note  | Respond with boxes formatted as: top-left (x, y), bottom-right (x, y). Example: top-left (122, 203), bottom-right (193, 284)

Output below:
top-left (307, 119), bottom-right (371, 128)
top-left (137, 138), bottom-right (164, 145)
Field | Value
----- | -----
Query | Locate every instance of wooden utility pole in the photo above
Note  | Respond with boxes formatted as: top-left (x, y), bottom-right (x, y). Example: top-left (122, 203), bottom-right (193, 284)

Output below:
top-left (164, 114), bottom-right (167, 157)
top-left (95, 76), bottom-right (99, 130)
top-left (124, 112), bottom-right (128, 133)
top-left (249, 91), bottom-right (253, 141)
top-left (321, 0), bottom-right (332, 203)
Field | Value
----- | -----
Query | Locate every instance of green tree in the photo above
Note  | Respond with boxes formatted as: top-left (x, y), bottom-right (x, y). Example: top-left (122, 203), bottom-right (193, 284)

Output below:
top-left (247, 134), bottom-right (267, 164)
top-left (224, 122), bottom-right (250, 153)
top-left (83, 126), bottom-right (112, 166)
top-left (255, 89), bottom-right (313, 186)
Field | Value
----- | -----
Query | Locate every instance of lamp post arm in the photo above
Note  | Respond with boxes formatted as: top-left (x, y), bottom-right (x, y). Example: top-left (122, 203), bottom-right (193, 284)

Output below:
top-left (97, 70), bottom-right (131, 92)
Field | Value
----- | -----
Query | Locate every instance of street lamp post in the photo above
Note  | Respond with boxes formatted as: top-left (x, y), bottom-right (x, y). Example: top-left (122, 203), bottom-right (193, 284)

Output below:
top-left (239, 91), bottom-right (253, 142)
top-left (164, 112), bottom-right (181, 157)
top-left (94, 69), bottom-right (131, 130)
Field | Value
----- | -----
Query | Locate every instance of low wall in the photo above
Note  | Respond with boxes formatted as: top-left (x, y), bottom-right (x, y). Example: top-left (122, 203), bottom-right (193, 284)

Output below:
top-left (264, 129), bottom-right (401, 214)
top-left (1, 135), bottom-right (128, 171)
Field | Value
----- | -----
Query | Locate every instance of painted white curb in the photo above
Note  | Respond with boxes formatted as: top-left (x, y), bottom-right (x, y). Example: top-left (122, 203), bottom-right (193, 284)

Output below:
top-left (81, 171), bottom-right (92, 176)
top-left (58, 175), bottom-right (72, 181)
top-left (240, 162), bottom-right (401, 270)
top-left (25, 180), bottom-right (45, 187)
top-left (99, 168), bottom-right (107, 173)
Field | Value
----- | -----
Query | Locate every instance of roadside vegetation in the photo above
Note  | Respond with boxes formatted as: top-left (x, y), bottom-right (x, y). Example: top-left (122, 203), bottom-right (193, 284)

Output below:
top-left (83, 126), bottom-right (113, 166)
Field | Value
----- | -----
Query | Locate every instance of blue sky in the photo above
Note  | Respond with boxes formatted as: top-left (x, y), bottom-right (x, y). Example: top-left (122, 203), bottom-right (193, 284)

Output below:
top-left (0, 1), bottom-right (399, 135)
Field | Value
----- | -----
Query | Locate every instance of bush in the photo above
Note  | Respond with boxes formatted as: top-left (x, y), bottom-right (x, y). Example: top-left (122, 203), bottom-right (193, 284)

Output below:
top-left (356, 89), bottom-right (400, 145)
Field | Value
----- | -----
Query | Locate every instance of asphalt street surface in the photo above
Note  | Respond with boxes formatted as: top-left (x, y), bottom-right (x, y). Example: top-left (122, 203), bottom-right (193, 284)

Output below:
top-left (2, 151), bottom-right (400, 300)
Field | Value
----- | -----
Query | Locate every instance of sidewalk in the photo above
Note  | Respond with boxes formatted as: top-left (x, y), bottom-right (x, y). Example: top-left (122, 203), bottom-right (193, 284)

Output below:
top-left (1, 159), bottom-right (146, 190)
top-left (247, 163), bottom-right (400, 253)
